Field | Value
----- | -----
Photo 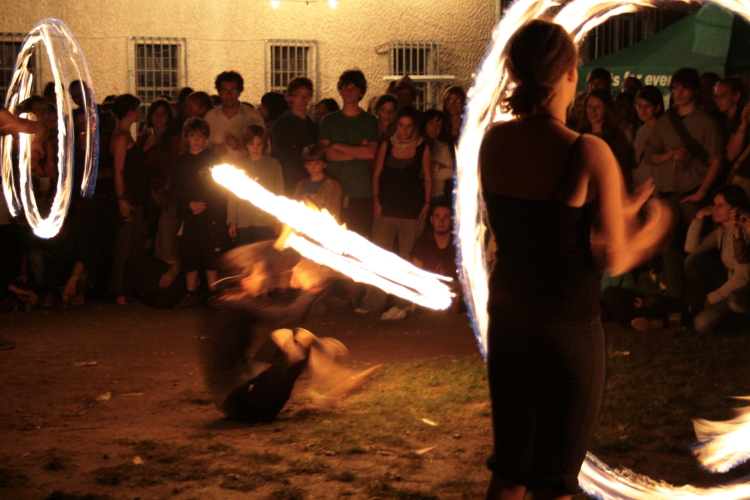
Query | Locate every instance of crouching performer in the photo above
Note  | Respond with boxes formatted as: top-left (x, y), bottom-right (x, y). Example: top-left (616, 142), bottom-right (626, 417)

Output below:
top-left (199, 240), bottom-right (379, 423)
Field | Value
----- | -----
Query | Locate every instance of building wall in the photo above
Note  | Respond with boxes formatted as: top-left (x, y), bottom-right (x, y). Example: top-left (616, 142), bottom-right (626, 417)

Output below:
top-left (2, 0), bottom-right (495, 106)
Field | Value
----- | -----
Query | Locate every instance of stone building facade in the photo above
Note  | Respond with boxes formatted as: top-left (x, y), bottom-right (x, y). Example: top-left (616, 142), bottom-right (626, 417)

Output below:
top-left (1, 0), bottom-right (496, 109)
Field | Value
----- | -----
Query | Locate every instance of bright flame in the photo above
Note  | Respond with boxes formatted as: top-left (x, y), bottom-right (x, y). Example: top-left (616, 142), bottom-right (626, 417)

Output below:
top-left (271, 0), bottom-right (280, 7)
top-left (458, 0), bottom-right (750, 496)
top-left (212, 164), bottom-right (453, 310)
top-left (1, 18), bottom-right (98, 239)
top-left (693, 397), bottom-right (750, 473)
top-left (329, 0), bottom-right (338, 7)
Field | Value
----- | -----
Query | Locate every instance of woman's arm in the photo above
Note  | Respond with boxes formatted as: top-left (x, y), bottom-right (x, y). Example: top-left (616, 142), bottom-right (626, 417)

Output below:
top-left (372, 141), bottom-right (387, 218)
top-left (585, 135), bottom-right (672, 276)
top-left (111, 133), bottom-right (133, 219)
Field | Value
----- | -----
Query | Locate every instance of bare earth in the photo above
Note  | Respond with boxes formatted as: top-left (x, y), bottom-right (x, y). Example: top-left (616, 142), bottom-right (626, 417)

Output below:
top-left (0, 302), bottom-right (487, 500)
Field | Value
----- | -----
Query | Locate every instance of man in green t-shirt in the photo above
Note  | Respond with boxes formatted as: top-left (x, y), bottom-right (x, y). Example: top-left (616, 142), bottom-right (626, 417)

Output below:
top-left (318, 69), bottom-right (379, 238)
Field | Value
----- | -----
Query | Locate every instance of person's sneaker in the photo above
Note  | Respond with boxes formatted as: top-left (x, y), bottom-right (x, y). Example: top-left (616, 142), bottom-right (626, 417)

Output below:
top-left (0, 336), bottom-right (16, 350)
top-left (630, 317), bottom-right (664, 332)
top-left (381, 306), bottom-right (407, 320)
top-left (174, 293), bottom-right (199, 309)
top-left (70, 293), bottom-right (85, 306)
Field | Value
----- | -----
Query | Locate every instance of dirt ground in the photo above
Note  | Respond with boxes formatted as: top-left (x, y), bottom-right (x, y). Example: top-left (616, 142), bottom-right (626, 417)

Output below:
top-left (0, 301), bottom-right (487, 500)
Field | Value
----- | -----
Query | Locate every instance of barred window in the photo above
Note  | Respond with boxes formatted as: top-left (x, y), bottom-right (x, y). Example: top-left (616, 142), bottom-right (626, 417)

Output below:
top-left (388, 41), bottom-right (441, 110)
top-left (265, 40), bottom-right (318, 96)
top-left (0, 33), bottom-right (39, 105)
top-left (130, 37), bottom-right (186, 120)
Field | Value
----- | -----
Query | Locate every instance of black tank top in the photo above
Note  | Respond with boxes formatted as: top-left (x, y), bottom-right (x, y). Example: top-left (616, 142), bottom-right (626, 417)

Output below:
top-left (483, 135), bottom-right (600, 323)
top-left (379, 141), bottom-right (427, 219)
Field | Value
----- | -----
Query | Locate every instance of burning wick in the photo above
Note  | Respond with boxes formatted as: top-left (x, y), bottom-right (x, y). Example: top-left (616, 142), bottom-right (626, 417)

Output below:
top-left (211, 164), bottom-right (454, 310)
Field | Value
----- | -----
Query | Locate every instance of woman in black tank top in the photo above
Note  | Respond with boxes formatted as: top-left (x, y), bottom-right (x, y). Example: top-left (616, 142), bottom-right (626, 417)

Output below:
top-left (478, 21), bottom-right (671, 500)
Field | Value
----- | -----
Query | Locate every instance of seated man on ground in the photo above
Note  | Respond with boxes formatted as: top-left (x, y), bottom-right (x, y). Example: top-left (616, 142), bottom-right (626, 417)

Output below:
top-left (411, 203), bottom-right (462, 312)
top-left (685, 185), bottom-right (750, 333)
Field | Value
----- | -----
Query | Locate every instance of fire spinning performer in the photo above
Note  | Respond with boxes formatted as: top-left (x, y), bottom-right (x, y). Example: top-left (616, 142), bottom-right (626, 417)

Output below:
top-left (478, 20), bottom-right (671, 500)
top-left (199, 238), bottom-right (380, 423)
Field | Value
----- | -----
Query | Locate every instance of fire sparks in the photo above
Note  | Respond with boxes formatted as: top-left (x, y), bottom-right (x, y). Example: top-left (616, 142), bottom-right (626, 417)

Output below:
top-left (693, 397), bottom-right (750, 474)
top-left (457, 0), bottom-right (750, 496)
top-left (211, 164), bottom-right (453, 310)
top-left (1, 18), bottom-right (98, 239)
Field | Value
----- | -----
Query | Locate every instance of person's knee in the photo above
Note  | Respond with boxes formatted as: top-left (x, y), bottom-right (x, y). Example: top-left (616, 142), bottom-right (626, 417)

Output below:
top-left (727, 287), bottom-right (750, 315)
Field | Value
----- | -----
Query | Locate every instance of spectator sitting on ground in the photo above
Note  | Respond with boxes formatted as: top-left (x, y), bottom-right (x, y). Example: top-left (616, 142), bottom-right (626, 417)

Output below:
top-left (228, 125), bottom-right (284, 247)
top-left (25, 202), bottom-right (94, 308)
top-left (684, 185), bottom-right (750, 319)
top-left (411, 203), bottom-right (462, 311)
top-left (205, 71), bottom-right (265, 165)
top-left (694, 203), bottom-right (750, 334)
top-left (270, 77), bottom-right (318, 195)
top-left (293, 145), bottom-right (342, 221)
top-left (170, 117), bottom-right (226, 309)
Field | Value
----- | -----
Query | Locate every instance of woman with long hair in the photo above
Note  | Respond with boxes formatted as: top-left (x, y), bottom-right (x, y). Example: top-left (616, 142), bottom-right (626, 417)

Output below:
top-left (136, 98), bottom-right (181, 201)
top-left (632, 86), bottom-right (665, 189)
top-left (109, 94), bottom-right (150, 305)
top-left (479, 20), bottom-right (670, 500)
top-left (578, 88), bottom-right (634, 189)
top-left (441, 85), bottom-right (466, 148)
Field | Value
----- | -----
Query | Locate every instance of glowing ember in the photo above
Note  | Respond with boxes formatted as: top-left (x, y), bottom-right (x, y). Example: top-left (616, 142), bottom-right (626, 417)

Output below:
top-left (212, 164), bottom-right (453, 310)
top-left (693, 397), bottom-right (750, 474)
top-left (458, 0), bottom-right (750, 496)
top-left (1, 18), bottom-right (98, 239)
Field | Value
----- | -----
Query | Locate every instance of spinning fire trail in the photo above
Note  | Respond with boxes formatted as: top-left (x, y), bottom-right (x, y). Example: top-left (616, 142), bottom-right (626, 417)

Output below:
top-left (1, 18), bottom-right (98, 239)
top-left (456, 0), bottom-right (750, 497)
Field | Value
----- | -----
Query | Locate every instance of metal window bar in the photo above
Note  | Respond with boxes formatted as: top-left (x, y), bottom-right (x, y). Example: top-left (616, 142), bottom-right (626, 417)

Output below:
top-left (131, 37), bottom-right (185, 126)
top-left (388, 41), bottom-right (440, 111)
top-left (581, 6), bottom-right (695, 61)
top-left (0, 33), bottom-right (39, 106)
top-left (265, 40), bottom-right (318, 99)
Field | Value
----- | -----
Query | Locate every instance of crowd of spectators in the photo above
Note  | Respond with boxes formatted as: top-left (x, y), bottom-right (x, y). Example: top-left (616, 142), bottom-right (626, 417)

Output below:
top-left (5, 64), bottom-right (747, 334)
top-left (583, 66), bottom-right (750, 334)
top-left (0, 69), bottom-right (463, 321)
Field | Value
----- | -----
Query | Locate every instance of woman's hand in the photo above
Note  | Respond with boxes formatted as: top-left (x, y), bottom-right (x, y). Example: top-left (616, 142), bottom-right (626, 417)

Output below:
top-left (159, 273), bottom-right (174, 289)
top-left (418, 203), bottom-right (430, 219)
top-left (695, 205), bottom-right (714, 220)
top-left (228, 223), bottom-right (237, 238)
top-left (118, 198), bottom-right (133, 220)
top-left (189, 201), bottom-right (206, 215)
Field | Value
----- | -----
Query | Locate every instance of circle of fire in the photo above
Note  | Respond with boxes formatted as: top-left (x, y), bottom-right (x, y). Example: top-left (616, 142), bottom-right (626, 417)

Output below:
top-left (456, 0), bottom-right (750, 497)
top-left (1, 18), bottom-right (98, 239)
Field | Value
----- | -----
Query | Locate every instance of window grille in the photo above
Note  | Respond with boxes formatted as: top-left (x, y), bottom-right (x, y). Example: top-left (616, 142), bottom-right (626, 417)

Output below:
top-left (0, 33), bottom-right (39, 106)
top-left (265, 40), bottom-right (318, 97)
top-left (581, 6), bottom-right (695, 61)
top-left (387, 41), bottom-right (441, 110)
top-left (129, 37), bottom-right (186, 122)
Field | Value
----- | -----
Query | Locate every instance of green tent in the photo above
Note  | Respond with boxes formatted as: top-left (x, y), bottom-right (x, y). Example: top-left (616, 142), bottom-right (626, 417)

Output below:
top-left (577, 3), bottom-right (750, 95)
